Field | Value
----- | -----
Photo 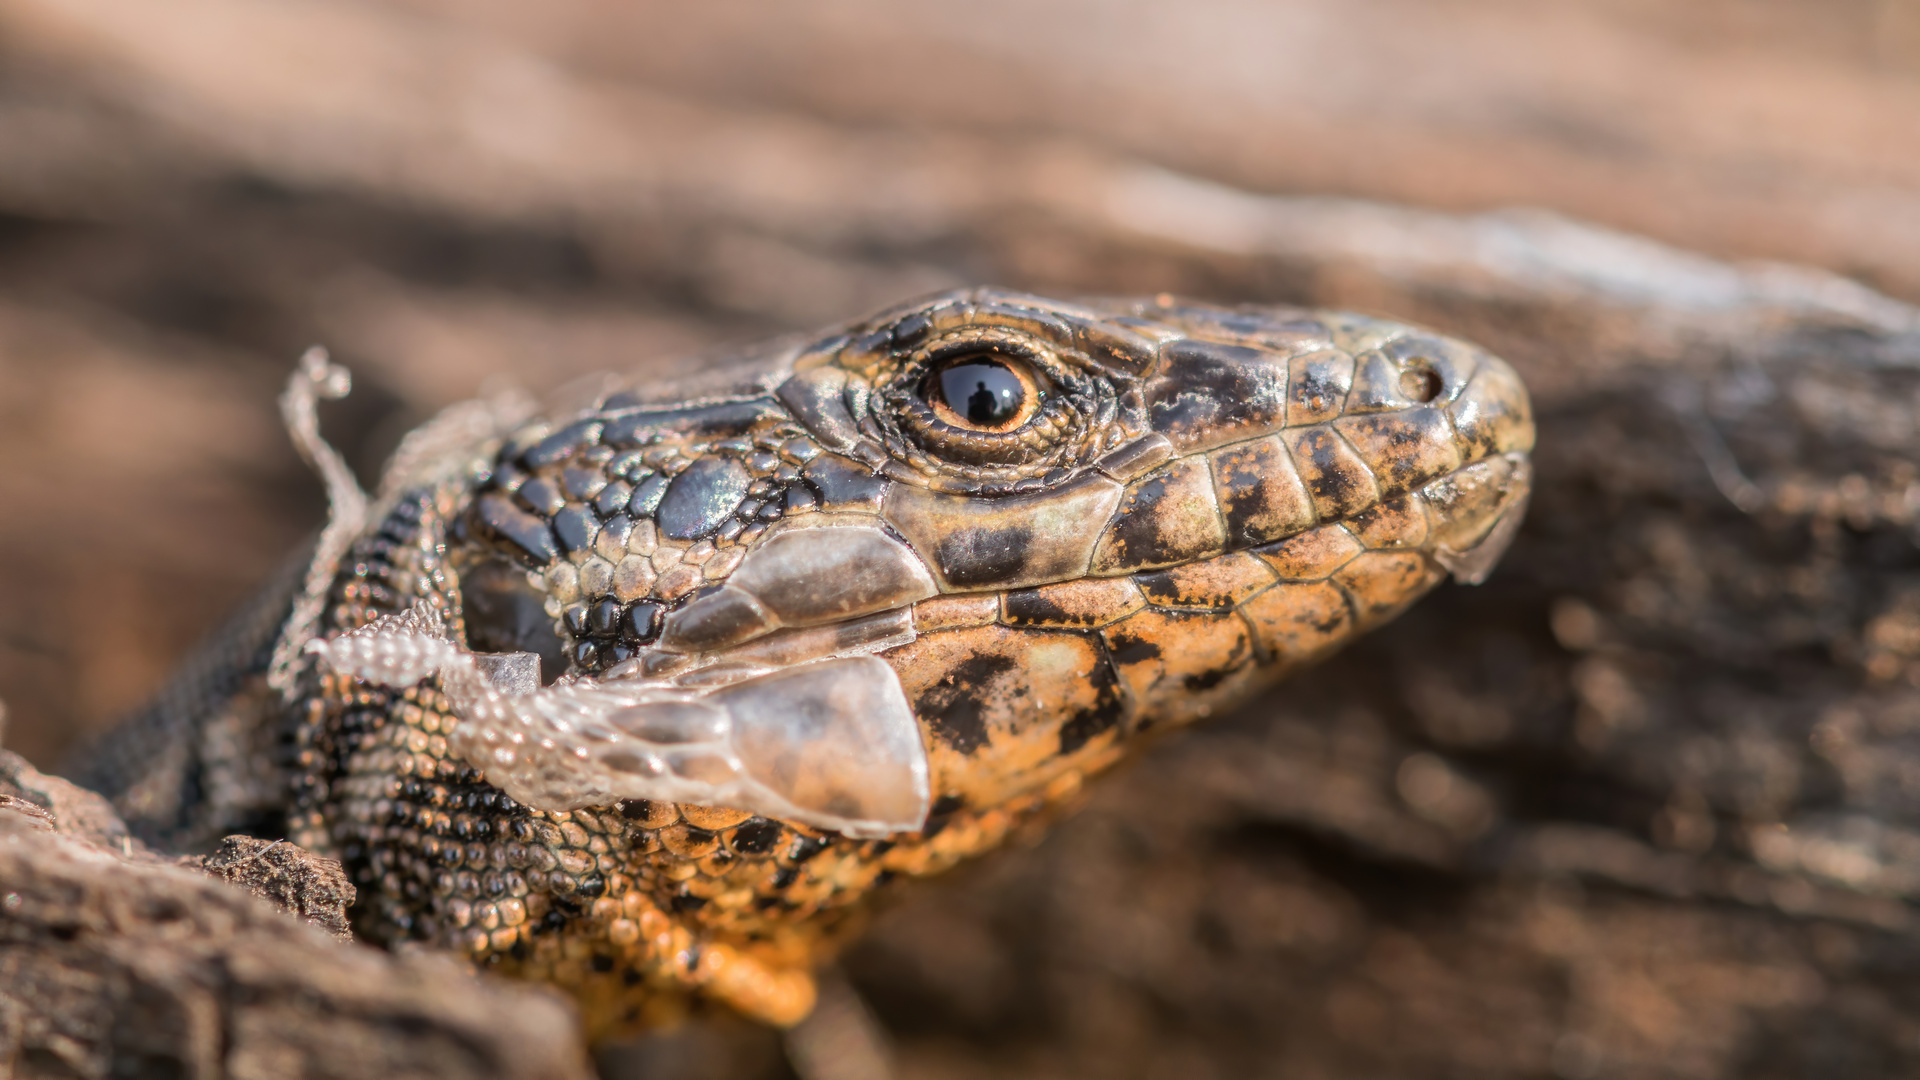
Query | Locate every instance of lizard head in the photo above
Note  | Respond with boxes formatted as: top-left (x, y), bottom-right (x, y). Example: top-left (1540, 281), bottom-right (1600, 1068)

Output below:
top-left (407, 288), bottom-right (1532, 836)
top-left (304, 287), bottom-right (1532, 1029)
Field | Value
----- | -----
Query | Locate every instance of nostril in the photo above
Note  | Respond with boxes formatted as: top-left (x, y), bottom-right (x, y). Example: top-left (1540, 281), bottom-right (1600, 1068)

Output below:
top-left (1401, 362), bottom-right (1443, 404)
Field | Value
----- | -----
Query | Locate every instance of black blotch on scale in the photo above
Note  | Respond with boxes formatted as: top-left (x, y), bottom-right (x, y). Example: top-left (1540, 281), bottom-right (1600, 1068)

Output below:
top-left (1106, 634), bottom-right (1161, 665)
top-left (1098, 475), bottom-right (1175, 566)
top-left (1184, 665), bottom-right (1240, 692)
top-left (914, 652), bottom-right (1018, 755)
top-left (1292, 427), bottom-right (1368, 511)
top-left (933, 523), bottom-right (1036, 589)
top-left (1132, 569), bottom-right (1233, 612)
top-left (1003, 587), bottom-right (1084, 626)
top-left (919, 794), bottom-right (965, 839)
top-left (1145, 340), bottom-right (1289, 451)
top-left (1057, 643), bottom-right (1126, 756)
top-left (1212, 438), bottom-right (1302, 548)
top-left (728, 818), bottom-right (784, 855)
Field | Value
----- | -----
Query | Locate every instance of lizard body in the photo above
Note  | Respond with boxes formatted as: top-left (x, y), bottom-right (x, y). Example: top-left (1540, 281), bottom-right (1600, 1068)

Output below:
top-left (75, 288), bottom-right (1533, 1039)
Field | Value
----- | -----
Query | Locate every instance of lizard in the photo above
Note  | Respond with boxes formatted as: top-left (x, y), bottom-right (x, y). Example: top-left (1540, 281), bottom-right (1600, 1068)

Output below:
top-left (69, 287), bottom-right (1534, 1040)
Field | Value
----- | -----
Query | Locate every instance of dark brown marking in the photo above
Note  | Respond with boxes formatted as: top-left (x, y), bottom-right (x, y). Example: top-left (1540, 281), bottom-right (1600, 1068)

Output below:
top-left (1003, 587), bottom-right (1080, 626)
top-left (1106, 634), bottom-right (1161, 665)
top-left (934, 523), bottom-right (1036, 589)
top-left (1240, 580), bottom-right (1356, 665)
top-left (1335, 407), bottom-right (1462, 497)
top-left (1345, 497), bottom-right (1430, 550)
top-left (1146, 340), bottom-right (1290, 452)
top-left (1090, 458), bottom-right (1226, 573)
top-left (1208, 435), bottom-right (1316, 547)
top-left (913, 652), bottom-right (1018, 755)
top-left (1003, 577), bottom-right (1145, 628)
top-left (1282, 425), bottom-right (1379, 521)
top-left (1100, 608), bottom-right (1253, 718)
top-left (885, 473), bottom-right (1123, 590)
top-left (1447, 366), bottom-right (1535, 460)
top-left (1057, 644), bottom-right (1126, 756)
top-left (1133, 553), bottom-right (1274, 611)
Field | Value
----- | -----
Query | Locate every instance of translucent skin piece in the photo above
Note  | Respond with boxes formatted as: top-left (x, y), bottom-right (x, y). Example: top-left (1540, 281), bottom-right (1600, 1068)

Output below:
top-left (307, 606), bottom-right (930, 837)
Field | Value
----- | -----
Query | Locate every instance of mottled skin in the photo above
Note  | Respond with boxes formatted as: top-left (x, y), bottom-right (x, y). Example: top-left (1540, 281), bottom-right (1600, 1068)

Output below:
top-left (88, 289), bottom-right (1533, 1040)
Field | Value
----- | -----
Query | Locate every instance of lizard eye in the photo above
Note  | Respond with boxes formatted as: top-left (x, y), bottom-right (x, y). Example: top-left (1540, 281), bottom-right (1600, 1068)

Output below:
top-left (866, 321), bottom-right (1128, 494)
top-left (922, 355), bottom-right (1043, 432)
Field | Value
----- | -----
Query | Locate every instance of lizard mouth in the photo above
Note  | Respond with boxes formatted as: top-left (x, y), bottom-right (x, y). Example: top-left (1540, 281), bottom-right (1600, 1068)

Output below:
top-left (1427, 452), bottom-right (1532, 586)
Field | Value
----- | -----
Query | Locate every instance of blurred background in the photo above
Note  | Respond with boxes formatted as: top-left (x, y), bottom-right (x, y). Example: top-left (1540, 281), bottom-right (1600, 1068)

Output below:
top-left (3, 1), bottom-right (1920, 1077)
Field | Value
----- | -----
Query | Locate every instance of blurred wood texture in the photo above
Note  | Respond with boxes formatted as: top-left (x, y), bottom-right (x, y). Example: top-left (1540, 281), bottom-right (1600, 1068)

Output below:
top-left (2, 2), bottom-right (1919, 1078)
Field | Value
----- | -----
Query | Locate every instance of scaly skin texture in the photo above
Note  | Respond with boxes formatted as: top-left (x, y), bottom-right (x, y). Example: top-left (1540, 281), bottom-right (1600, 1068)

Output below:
top-left (105, 289), bottom-right (1535, 1041)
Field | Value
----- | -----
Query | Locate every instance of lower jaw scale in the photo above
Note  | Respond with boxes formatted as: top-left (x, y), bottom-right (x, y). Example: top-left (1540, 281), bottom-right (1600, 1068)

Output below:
top-left (1419, 452), bottom-right (1534, 585)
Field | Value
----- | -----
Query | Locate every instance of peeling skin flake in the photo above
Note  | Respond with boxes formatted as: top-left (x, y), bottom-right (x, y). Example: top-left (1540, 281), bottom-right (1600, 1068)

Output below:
top-left (306, 604), bottom-right (931, 837)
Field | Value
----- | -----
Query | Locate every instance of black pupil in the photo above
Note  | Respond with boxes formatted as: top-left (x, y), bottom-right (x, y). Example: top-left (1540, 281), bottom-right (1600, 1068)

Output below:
top-left (936, 360), bottom-right (1025, 427)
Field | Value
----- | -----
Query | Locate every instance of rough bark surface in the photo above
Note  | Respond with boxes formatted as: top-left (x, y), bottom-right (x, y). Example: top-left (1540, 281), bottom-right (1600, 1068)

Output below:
top-left (193, 835), bottom-right (358, 943)
top-left (0, 3), bottom-right (1918, 1078)
top-left (0, 752), bottom-right (593, 1080)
